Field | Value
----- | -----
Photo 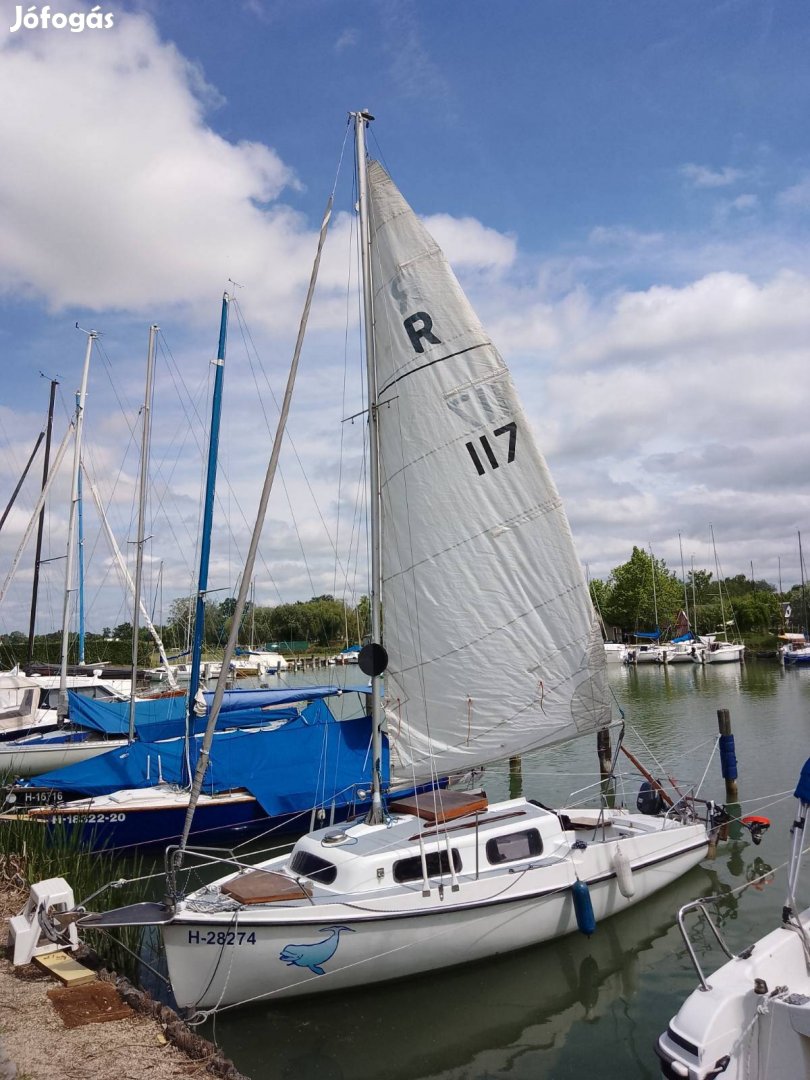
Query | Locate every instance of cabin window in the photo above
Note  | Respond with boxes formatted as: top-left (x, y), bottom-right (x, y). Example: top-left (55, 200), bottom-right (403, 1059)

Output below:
top-left (289, 850), bottom-right (337, 885)
top-left (485, 829), bottom-right (543, 865)
top-left (393, 848), bottom-right (461, 883)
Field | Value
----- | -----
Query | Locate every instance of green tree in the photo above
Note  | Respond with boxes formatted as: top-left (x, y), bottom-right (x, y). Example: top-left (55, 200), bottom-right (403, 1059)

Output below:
top-left (602, 547), bottom-right (683, 634)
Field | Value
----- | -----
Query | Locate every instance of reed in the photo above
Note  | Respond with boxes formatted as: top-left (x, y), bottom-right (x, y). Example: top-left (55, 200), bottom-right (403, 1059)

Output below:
top-left (1, 817), bottom-right (150, 982)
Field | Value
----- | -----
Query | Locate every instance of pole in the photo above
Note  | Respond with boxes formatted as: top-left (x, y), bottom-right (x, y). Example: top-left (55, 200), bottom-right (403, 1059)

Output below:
top-left (177, 189), bottom-right (335, 855)
top-left (509, 755), bottom-right (523, 799)
top-left (187, 297), bottom-right (229, 728)
top-left (354, 108), bottom-right (386, 825)
top-left (128, 325), bottom-right (158, 741)
top-left (0, 430), bottom-right (44, 534)
top-left (76, 392), bottom-right (86, 666)
top-left (26, 379), bottom-right (58, 673)
top-left (58, 332), bottom-right (95, 724)
top-left (717, 707), bottom-right (739, 803)
top-left (597, 727), bottom-right (613, 786)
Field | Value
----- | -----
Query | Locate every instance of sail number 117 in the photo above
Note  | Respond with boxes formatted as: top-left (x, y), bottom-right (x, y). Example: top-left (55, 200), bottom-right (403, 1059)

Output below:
top-left (465, 422), bottom-right (517, 476)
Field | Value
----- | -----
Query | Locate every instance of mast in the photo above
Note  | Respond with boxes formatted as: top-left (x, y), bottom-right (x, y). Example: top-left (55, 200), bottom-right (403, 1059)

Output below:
top-left (354, 108), bottom-right (385, 824)
top-left (58, 331), bottom-right (95, 724)
top-left (26, 379), bottom-right (58, 674)
top-left (76, 391), bottom-right (86, 666)
top-left (678, 533), bottom-right (689, 631)
top-left (128, 325), bottom-right (159, 742)
top-left (177, 187), bottom-right (335, 855)
top-left (0, 430), bottom-right (45, 535)
top-left (710, 524), bottom-right (727, 639)
top-left (187, 296), bottom-right (229, 727)
top-left (799, 531), bottom-right (808, 639)
top-left (649, 544), bottom-right (659, 633)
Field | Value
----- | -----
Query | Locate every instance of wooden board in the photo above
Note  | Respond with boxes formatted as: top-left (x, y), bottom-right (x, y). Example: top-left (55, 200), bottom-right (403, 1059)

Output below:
top-left (34, 950), bottom-right (96, 987)
top-left (221, 870), bottom-right (312, 905)
top-left (389, 791), bottom-right (489, 824)
top-left (47, 982), bottom-right (133, 1028)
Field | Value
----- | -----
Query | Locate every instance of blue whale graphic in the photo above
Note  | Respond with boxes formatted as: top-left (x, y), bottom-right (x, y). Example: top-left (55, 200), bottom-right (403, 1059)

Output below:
top-left (279, 925), bottom-right (356, 975)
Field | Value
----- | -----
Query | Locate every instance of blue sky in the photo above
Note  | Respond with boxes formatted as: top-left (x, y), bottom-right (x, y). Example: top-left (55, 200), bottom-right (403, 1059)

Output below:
top-left (1, 0), bottom-right (810, 636)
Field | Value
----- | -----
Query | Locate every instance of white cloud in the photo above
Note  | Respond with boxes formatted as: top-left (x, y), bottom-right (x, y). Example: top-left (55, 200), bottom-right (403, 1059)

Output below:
top-left (680, 163), bottom-right (745, 188)
top-left (335, 28), bottom-right (358, 51)
top-left (421, 214), bottom-right (516, 271)
top-left (0, 13), bottom-right (314, 322)
top-left (778, 175), bottom-right (810, 210)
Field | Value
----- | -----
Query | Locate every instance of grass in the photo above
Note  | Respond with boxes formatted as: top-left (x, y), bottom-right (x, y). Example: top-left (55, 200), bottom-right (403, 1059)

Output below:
top-left (1, 816), bottom-right (150, 982)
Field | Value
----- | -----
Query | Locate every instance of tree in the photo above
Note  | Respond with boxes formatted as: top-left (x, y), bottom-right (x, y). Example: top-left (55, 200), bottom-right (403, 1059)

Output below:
top-left (602, 547), bottom-right (683, 634)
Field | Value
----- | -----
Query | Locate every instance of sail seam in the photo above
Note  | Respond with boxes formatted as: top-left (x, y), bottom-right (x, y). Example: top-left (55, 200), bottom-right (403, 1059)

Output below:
top-left (377, 342), bottom-right (491, 397)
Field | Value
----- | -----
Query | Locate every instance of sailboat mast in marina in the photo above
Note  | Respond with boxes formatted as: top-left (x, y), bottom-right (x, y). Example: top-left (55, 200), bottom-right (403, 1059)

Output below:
top-left (14, 110), bottom-right (731, 1010)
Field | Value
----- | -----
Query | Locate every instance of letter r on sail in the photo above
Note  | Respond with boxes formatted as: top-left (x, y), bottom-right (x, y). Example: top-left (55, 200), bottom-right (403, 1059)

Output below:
top-left (403, 312), bottom-right (441, 353)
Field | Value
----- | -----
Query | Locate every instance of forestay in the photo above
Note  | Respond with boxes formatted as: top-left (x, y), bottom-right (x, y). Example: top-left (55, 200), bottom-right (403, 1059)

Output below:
top-left (367, 160), bottom-right (610, 779)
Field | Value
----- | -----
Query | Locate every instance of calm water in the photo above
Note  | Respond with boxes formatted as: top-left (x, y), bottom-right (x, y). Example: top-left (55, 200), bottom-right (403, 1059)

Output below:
top-left (190, 661), bottom-right (809, 1080)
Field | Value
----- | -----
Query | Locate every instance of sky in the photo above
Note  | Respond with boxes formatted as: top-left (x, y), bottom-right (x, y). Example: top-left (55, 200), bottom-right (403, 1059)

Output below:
top-left (1, 0), bottom-right (810, 639)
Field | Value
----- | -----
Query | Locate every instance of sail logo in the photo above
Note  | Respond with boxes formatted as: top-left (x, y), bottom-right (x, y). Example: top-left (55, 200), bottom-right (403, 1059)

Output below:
top-left (9, 5), bottom-right (114, 31)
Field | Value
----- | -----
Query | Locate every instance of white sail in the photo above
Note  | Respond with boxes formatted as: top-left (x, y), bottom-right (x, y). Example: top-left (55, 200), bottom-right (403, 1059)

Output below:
top-left (367, 160), bottom-right (610, 780)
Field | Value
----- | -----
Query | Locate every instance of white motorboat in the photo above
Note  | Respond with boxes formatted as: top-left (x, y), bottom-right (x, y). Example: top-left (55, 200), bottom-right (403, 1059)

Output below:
top-left (657, 759), bottom-right (810, 1080)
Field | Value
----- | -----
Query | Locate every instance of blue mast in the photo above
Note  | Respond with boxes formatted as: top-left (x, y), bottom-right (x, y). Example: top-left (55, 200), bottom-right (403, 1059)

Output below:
top-left (187, 294), bottom-right (229, 724)
top-left (76, 390), bottom-right (86, 666)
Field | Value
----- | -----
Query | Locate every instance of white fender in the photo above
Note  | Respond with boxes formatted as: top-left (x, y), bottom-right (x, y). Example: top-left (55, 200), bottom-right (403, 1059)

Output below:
top-left (612, 844), bottom-right (635, 898)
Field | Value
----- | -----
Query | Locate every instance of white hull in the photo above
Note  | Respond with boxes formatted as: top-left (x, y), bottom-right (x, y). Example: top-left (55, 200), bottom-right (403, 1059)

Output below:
top-left (0, 736), bottom-right (126, 778)
top-left (603, 644), bottom-right (626, 664)
top-left (624, 646), bottom-right (664, 665)
top-left (662, 643), bottom-right (706, 665)
top-left (700, 643), bottom-right (745, 664)
top-left (162, 799), bottom-right (708, 1009)
top-left (658, 907), bottom-right (810, 1079)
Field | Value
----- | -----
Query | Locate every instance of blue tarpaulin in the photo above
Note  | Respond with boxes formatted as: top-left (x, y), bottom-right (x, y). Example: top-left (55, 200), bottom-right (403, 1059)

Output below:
top-left (24, 700), bottom-right (385, 818)
top-left (633, 630), bottom-right (661, 640)
top-left (66, 692), bottom-right (299, 741)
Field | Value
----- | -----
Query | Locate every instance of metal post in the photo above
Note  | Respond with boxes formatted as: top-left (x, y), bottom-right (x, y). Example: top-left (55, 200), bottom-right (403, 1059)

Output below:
top-left (58, 332), bottom-right (95, 723)
top-left (354, 108), bottom-right (385, 825)
top-left (128, 325), bottom-right (158, 741)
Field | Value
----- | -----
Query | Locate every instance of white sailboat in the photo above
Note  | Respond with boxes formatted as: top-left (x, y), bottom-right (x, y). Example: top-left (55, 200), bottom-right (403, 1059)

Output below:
top-left (16, 112), bottom-right (721, 1010)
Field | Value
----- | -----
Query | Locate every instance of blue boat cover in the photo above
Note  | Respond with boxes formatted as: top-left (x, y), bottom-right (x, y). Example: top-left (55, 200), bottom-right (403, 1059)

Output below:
top-left (66, 692), bottom-right (298, 742)
top-left (205, 686), bottom-right (350, 713)
top-left (23, 700), bottom-right (386, 818)
top-left (671, 633), bottom-right (696, 644)
top-left (634, 629), bottom-right (661, 640)
top-left (795, 757), bottom-right (810, 804)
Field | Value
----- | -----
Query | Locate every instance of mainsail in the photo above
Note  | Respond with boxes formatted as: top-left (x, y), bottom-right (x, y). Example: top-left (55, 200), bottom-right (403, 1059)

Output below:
top-left (367, 160), bottom-right (610, 780)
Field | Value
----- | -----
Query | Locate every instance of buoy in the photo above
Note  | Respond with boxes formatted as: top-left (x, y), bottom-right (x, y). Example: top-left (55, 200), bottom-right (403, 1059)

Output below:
top-left (612, 844), bottom-right (635, 898)
top-left (572, 878), bottom-right (596, 936)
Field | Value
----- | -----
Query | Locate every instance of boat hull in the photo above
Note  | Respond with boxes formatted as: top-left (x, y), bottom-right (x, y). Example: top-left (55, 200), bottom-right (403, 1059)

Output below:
top-left (657, 908), bottom-right (810, 1079)
top-left (701, 643), bottom-right (745, 664)
top-left (163, 822), bottom-right (708, 1008)
top-left (0, 736), bottom-right (126, 778)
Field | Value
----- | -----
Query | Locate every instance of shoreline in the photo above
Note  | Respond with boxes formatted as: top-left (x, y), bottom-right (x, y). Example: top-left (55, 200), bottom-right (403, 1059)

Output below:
top-left (0, 879), bottom-right (249, 1080)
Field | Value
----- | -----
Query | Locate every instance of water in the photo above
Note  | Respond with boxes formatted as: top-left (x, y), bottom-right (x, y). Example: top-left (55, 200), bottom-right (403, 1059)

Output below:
top-left (191, 661), bottom-right (809, 1079)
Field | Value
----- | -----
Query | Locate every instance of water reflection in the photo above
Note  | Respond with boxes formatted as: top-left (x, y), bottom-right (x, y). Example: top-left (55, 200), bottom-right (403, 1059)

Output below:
top-left (206, 868), bottom-right (715, 1080)
top-left (154, 664), bottom-right (804, 1080)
